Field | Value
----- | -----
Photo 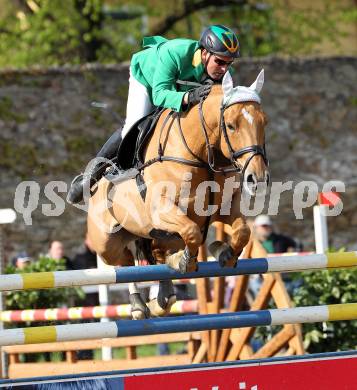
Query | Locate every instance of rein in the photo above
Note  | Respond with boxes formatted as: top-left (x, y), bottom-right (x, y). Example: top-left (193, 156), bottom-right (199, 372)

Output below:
top-left (136, 96), bottom-right (269, 180)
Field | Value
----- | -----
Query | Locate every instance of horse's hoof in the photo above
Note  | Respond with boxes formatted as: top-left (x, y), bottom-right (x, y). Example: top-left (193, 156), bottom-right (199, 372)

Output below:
top-left (228, 249), bottom-right (243, 268)
top-left (166, 250), bottom-right (184, 271)
top-left (166, 294), bottom-right (177, 308)
top-left (131, 309), bottom-right (147, 320)
top-left (218, 246), bottom-right (234, 267)
top-left (179, 247), bottom-right (197, 273)
top-left (209, 241), bottom-right (237, 268)
top-left (178, 260), bottom-right (197, 273)
top-left (157, 281), bottom-right (175, 309)
top-left (147, 294), bottom-right (176, 317)
top-left (129, 293), bottom-right (150, 319)
top-left (158, 293), bottom-right (177, 310)
top-left (186, 260), bottom-right (198, 273)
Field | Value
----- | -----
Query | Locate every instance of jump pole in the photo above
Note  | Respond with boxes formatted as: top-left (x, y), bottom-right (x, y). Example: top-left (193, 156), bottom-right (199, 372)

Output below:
top-left (0, 208), bottom-right (16, 378)
top-left (96, 254), bottom-right (112, 361)
top-left (1, 252), bottom-right (356, 292)
top-left (0, 302), bottom-right (356, 347)
top-left (0, 300), bottom-right (198, 323)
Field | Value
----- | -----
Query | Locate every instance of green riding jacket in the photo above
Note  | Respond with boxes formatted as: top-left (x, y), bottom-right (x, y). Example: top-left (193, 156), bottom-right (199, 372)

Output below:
top-left (130, 36), bottom-right (206, 112)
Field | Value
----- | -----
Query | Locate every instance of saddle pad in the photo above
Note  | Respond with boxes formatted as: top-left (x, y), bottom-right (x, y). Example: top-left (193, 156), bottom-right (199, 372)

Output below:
top-left (116, 108), bottom-right (164, 170)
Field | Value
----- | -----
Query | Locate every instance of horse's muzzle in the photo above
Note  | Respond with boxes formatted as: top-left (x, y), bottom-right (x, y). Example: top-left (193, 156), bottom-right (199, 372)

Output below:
top-left (244, 169), bottom-right (270, 196)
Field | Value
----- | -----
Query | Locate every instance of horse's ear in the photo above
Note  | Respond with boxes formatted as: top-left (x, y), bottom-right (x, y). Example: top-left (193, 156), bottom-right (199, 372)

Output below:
top-left (222, 72), bottom-right (234, 96)
top-left (249, 69), bottom-right (264, 94)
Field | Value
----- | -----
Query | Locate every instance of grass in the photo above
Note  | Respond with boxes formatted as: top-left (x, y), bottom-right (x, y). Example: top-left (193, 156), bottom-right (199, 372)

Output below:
top-left (93, 342), bottom-right (186, 360)
top-left (18, 343), bottom-right (187, 362)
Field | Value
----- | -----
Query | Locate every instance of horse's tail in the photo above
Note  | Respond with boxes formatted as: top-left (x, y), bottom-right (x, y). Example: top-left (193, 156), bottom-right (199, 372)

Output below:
top-left (135, 238), bottom-right (156, 265)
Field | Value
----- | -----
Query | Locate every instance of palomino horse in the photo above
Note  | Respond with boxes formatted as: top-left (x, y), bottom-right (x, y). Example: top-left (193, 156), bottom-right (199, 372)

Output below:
top-left (87, 70), bottom-right (269, 319)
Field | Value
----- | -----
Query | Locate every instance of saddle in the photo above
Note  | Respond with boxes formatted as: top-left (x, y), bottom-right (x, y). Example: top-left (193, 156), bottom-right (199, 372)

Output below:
top-left (116, 107), bottom-right (165, 170)
top-left (115, 79), bottom-right (209, 171)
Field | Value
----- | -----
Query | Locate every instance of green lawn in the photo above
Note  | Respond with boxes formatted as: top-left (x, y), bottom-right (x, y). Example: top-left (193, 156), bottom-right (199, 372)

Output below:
top-left (93, 342), bottom-right (186, 359)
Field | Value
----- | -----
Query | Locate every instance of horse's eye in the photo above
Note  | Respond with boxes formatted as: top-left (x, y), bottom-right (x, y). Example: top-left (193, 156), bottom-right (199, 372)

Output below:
top-left (227, 123), bottom-right (235, 132)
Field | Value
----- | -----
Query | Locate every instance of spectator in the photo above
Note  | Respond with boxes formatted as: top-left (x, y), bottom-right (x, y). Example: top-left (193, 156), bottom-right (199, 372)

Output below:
top-left (70, 234), bottom-right (99, 360)
top-left (70, 234), bottom-right (97, 270)
top-left (254, 214), bottom-right (302, 295)
top-left (70, 234), bottom-right (99, 306)
top-left (47, 240), bottom-right (71, 269)
top-left (12, 251), bottom-right (32, 269)
top-left (253, 215), bottom-right (297, 254)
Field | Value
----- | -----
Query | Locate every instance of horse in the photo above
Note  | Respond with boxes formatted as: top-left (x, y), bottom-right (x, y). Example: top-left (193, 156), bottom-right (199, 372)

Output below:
top-left (87, 70), bottom-right (269, 319)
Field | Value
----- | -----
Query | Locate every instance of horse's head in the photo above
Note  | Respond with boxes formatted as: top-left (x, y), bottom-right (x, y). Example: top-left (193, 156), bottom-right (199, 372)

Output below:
top-left (218, 70), bottom-right (269, 196)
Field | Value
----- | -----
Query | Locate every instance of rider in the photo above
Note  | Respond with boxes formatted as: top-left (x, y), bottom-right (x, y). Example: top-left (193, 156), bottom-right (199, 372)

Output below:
top-left (67, 24), bottom-right (240, 204)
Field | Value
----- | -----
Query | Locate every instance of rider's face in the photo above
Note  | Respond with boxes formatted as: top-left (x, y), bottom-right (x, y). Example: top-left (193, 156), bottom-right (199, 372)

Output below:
top-left (202, 49), bottom-right (234, 80)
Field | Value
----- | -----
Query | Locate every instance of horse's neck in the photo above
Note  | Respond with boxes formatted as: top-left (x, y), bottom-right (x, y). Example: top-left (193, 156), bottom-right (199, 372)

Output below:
top-left (202, 88), bottom-right (223, 133)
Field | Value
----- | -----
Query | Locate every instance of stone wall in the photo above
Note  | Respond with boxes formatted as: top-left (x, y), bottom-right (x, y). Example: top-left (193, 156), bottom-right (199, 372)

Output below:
top-left (0, 57), bottom-right (356, 261)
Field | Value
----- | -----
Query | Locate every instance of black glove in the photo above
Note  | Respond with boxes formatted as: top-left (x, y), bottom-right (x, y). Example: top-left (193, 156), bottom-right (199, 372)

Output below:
top-left (187, 84), bottom-right (212, 106)
top-left (202, 77), bottom-right (215, 86)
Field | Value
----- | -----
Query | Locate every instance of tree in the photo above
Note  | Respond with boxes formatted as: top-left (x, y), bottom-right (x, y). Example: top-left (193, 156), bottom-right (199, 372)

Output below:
top-left (292, 267), bottom-right (357, 353)
top-left (0, 0), bottom-right (355, 68)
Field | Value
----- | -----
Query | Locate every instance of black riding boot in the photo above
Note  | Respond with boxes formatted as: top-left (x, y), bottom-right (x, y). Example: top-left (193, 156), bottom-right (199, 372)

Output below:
top-left (67, 130), bottom-right (122, 204)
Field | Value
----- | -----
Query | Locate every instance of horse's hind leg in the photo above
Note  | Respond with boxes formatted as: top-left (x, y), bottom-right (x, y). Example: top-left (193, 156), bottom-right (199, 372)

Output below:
top-left (88, 219), bottom-right (151, 319)
top-left (147, 280), bottom-right (176, 317)
top-left (143, 241), bottom-right (179, 317)
top-left (121, 242), bottom-right (151, 320)
top-left (150, 206), bottom-right (202, 273)
top-left (88, 221), bottom-right (135, 266)
top-left (129, 281), bottom-right (151, 319)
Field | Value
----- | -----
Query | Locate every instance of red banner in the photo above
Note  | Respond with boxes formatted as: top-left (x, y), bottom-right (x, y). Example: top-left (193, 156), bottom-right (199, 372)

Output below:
top-left (1, 352), bottom-right (356, 389)
top-left (125, 353), bottom-right (357, 390)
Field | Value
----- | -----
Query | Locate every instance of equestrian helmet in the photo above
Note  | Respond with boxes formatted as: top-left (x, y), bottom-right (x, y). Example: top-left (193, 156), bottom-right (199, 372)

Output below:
top-left (199, 25), bottom-right (240, 58)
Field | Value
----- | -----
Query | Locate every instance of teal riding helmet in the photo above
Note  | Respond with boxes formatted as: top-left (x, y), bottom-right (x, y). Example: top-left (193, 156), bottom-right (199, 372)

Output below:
top-left (199, 24), bottom-right (240, 58)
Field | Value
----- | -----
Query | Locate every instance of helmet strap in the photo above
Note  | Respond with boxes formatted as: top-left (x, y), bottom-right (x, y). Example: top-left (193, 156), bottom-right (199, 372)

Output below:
top-left (203, 52), bottom-right (212, 74)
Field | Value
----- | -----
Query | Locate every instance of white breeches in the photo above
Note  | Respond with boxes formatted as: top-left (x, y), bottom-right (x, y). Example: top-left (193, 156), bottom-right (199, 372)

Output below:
top-left (121, 70), bottom-right (154, 139)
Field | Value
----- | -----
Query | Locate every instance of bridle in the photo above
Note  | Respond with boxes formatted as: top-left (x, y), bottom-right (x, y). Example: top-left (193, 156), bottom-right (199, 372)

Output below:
top-left (197, 98), bottom-right (269, 178)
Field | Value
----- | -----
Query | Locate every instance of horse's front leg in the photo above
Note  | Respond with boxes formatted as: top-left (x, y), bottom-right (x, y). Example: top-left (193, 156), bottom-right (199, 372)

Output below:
top-left (210, 193), bottom-right (250, 267)
top-left (149, 204), bottom-right (202, 273)
top-left (210, 218), bottom-right (250, 267)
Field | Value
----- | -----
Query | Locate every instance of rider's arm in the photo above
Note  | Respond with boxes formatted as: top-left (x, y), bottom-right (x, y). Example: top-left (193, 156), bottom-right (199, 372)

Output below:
top-left (151, 46), bottom-right (188, 112)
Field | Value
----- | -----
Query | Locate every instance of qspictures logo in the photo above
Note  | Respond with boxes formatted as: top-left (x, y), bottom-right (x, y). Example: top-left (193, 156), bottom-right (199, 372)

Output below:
top-left (12, 159), bottom-right (344, 229)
